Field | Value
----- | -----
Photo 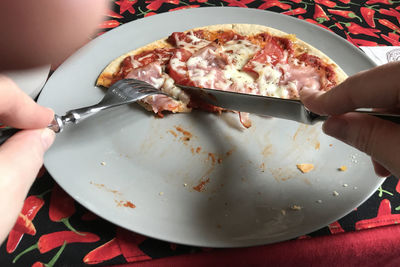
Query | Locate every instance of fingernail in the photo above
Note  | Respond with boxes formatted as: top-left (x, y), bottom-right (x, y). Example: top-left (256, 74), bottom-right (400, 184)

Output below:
top-left (298, 87), bottom-right (326, 115)
top-left (41, 128), bottom-right (56, 151)
top-left (322, 117), bottom-right (348, 140)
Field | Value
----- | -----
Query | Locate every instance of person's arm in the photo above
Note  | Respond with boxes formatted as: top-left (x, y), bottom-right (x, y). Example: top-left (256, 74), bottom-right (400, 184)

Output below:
top-left (300, 62), bottom-right (400, 178)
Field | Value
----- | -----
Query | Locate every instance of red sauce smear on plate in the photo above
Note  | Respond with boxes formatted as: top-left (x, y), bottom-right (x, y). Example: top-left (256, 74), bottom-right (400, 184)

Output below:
top-left (116, 200), bottom-right (136, 209)
top-left (193, 178), bottom-right (210, 192)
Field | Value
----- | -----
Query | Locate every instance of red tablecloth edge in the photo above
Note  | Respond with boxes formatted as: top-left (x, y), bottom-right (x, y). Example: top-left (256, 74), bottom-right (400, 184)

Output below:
top-left (112, 224), bottom-right (400, 267)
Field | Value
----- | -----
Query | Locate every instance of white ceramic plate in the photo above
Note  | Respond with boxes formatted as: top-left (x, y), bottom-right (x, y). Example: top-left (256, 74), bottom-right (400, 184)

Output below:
top-left (3, 65), bottom-right (50, 99)
top-left (38, 7), bottom-right (381, 247)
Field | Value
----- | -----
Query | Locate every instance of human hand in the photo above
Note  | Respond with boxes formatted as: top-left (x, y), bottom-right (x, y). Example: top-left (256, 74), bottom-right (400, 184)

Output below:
top-left (0, 75), bottom-right (55, 243)
top-left (0, 0), bottom-right (108, 244)
top-left (0, 0), bottom-right (108, 71)
top-left (300, 62), bottom-right (400, 178)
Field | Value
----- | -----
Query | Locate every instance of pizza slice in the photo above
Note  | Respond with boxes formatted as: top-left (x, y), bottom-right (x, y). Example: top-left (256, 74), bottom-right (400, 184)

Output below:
top-left (96, 24), bottom-right (347, 127)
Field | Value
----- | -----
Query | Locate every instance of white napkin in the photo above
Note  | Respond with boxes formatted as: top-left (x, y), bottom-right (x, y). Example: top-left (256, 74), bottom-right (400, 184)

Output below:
top-left (360, 46), bottom-right (400, 66)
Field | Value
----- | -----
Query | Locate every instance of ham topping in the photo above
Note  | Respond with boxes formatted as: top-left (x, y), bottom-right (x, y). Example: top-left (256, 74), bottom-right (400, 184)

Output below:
top-left (186, 44), bottom-right (231, 90)
top-left (112, 29), bottom-right (337, 127)
top-left (125, 61), bottom-right (181, 113)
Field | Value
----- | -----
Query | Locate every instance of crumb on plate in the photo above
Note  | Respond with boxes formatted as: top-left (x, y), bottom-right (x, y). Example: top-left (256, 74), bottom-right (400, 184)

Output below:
top-left (339, 165), bottom-right (347, 171)
top-left (296, 164), bottom-right (314, 173)
top-left (290, 204), bottom-right (302, 211)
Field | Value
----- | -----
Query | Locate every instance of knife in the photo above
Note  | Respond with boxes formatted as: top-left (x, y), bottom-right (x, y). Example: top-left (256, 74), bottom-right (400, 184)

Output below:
top-left (177, 84), bottom-right (400, 125)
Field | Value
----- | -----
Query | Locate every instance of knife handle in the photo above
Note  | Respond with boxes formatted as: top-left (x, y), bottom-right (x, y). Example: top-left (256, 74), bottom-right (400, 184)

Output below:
top-left (368, 113), bottom-right (400, 124)
top-left (311, 111), bottom-right (400, 125)
top-left (351, 111), bottom-right (400, 124)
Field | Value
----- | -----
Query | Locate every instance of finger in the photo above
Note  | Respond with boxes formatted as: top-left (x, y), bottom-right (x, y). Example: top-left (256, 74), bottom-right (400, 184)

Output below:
top-left (300, 62), bottom-right (400, 115)
top-left (0, 75), bottom-right (54, 128)
top-left (322, 113), bottom-right (400, 179)
top-left (0, 128), bottom-right (55, 242)
top-left (0, 0), bottom-right (108, 71)
top-left (371, 159), bottom-right (391, 178)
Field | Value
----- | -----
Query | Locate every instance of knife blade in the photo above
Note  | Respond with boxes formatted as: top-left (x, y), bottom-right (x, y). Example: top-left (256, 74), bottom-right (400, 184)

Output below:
top-left (177, 84), bottom-right (325, 125)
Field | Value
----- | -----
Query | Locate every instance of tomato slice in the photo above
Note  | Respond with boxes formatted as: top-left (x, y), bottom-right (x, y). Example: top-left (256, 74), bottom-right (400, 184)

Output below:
top-left (133, 48), bottom-right (173, 66)
top-left (256, 39), bottom-right (284, 65)
top-left (167, 31), bottom-right (205, 47)
top-left (111, 56), bottom-right (133, 85)
top-left (167, 48), bottom-right (192, 85)
top-left (243, 36), bottom-right (284, 74)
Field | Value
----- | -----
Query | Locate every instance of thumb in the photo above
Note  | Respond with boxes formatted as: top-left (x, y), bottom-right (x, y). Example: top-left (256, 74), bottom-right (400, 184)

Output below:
top-left (0, 128), bottom-right (55, 243)
top-left (322, 113), bottom-right (400, 178)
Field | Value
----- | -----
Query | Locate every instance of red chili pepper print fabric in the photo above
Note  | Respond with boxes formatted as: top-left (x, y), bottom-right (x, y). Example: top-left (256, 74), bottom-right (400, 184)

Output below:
top-left (94, 0), bottom-right (400, 47)
top-left (1, 1), bottom-right (400, 266)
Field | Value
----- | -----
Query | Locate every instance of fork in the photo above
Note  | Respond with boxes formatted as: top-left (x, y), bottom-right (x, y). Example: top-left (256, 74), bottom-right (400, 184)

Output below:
top-left (48, 79), bottom-right (167, 133)
top-left (0, 79), bottom-right (167, 144)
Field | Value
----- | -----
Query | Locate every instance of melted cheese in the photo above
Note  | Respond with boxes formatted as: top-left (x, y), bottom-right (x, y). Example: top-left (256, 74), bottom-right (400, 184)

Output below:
top-left (161, 73), bottom-right (190, 104)
top-left (252, 61), bottom-right (285, 97)
top-left (187, 54), bottom-right (209, 69)
top-left (186, 31), bottom-right (203, 43)
top-left (186, 46), bottom-right (231, 89)
top-left (176, 31), bottom-right (211, 53)
top-left (222, 40), bottom-right (259, 69)
top-left (131, 56), bottom-right (142, 69)
top-left (192, 69), bottom-right (218, 87)
top-left (169, 51), bottom-right (187, 75)
top-left (126, 62), bottom-right (165, 89)
top-left (150, 76), bottom-right (165, 89)
top-left (147, 94), bottom-right (179, 113)
top-left (223, 65), bottom-right (255, 93)
top-left (221, 40), bottom-right (259, 93)
top-left (169, 37), bottom-right (321, 99)
top-left (122, 31), bottom-right (327, 129)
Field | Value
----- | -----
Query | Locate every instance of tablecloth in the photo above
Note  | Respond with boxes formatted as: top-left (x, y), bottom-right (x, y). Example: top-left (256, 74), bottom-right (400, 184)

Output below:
top-left (1, 1), bottom-right (400, 266)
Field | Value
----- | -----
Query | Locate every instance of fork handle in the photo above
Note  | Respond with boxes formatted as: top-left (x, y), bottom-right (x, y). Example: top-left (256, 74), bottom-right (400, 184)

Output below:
top-left (53, 105), bottom-right (107, 133)
top-left (0, 105), bottom-right (104, 144)
top-left (54, 95), bottom-right (149, 133)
